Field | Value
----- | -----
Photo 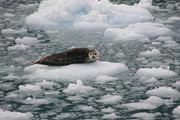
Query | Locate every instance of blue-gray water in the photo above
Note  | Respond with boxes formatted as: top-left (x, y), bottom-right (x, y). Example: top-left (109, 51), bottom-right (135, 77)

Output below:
top-left (0, 0), bottom-right (180, 119)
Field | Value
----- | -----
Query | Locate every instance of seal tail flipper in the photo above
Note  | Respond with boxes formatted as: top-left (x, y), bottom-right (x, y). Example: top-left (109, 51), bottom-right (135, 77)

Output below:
top-left (31, 58), bottom-right (41, 64)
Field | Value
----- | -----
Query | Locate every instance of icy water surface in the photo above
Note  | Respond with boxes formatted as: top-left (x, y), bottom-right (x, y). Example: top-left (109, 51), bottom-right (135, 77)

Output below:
top-left (0, 0), bottom-right (180, 119)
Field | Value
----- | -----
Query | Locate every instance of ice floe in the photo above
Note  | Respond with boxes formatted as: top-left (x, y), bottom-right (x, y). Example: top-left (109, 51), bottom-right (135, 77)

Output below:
top-left (26, 0), bottom-right (153, 29)
top-left (173, 105), bottom-right (180, 117)
top-left (132, 112), bottom-right (161, 119)
top-left (136, 67), bottom-right (177, 78)
top-left (15, 37), bottom-right (39, 45)
top-left (121, 96), bottom-right (164, 110)
top-left (101, 107), bottom-right (115, 113)
top-left (96, 94), bottom-right (122, 104)
top-left (0, 108), bottom-right (33, 120)
top-left (63, 80), bottom-right (95, 95)
top-left (146, 86), bottom-right (180, 99)
top-left (1, 28), bottom-right (27, 36)
top-left (24, 61), bottom-right (128, 81)
top-left (8, 44), bottom-right (29, 51)
top-left (35, 80), bottom-right (55, 88)
top-left (104, 22), bottom-right (171, 42)
top-left (24, 97), bottom-right (50, 105)
top-left (102, 113), bottom-right (119, 119)
top-left (140, 49), bottom-right (161, 57)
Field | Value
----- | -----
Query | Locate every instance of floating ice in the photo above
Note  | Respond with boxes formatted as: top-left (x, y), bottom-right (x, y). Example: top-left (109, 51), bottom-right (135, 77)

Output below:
top-left (78, 105), bottom-right (95, 111)
top-left (101, 107), bottom-right (115, 113)
top-left (63, 80), bottom-right (95, 95)
top-left (132, 112), bottom-right (161, 119)
top-left (26, 0), bottom-right (152, 29)
top-left (35, 80), bottom-right (55, 88)
top-left (136, 67), bottom-right (177, 78)
top-left (18, 84), bottom-right (42, 96)
top-left (8, 44), bottom-right (29, 51)
top-left (0, 108), bottom-right (33, 120)
top-left (15, 37), bottom-right (39, 46)
top-left (24, 97), bottom-right (50, 105)
top-left (96, 94), bottom-right (122, 104)
top-left (139, 77), bottom-right (158, 83)
top-left (2, 74), bottom-right (19, 80)
top-left (102, 113), bottom-right (119, 119)
top-left (104, 22), bottom-right (171, 41)
top-left (168, 17), bottom-right (180, 21)
top-left (173, 105), bottom-right (180, 117)
top-left (173, 81), bottom-right (180, 88)
top-left (24, 61), bottom-right (128, 81)
top-left (140, 49), bottom-right (161, 57)
top-left (146, 86), bottom-right (180, 99)
top-left (121, 96), bottom-right (164, 110)
top-left (1, 28), bottom-right (27, 36)
top-left (95, 75), bottom-right (118, 84)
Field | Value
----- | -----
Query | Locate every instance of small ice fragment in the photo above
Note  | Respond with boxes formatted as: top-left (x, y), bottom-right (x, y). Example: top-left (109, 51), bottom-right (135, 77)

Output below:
top-left (15, 37), bottom-right (39, 45)
top-left (132, 112), bottom-right (161, 119)
top-left (19, 84), bottom-right (41, 92)
top-left (1, 28), bottom-right (27, 36)
top-left (96, 94), bottom-right (122, 104)
top-left (78, 105), bottom-right (95, 111)
top-left (173, 81), bottom-right (180, 88)
top-left (0, 108), bottom-right (33, 120)
top-left (24, 97), bottom-right (50, 105)
top-left (101, 107), bottom-right (115, 113)
top-left (102, 113), bottom-right (119, 119)
top-left (140, 49), bottom-right (161, 57)
top-left (146, 87), bottom-right (180, 99)
top-left (172, 105), bottom-right (180, 117)
top-left (63, 80), bottom-right (95, 95)
top-left (35, 80), bottom-right (55, 88)
top-left (136, 67), bottom-right (177, 78)
top-left (2, 74), bottom-right (19, 80)
top-left (8, 44), bottom-right (29, 51)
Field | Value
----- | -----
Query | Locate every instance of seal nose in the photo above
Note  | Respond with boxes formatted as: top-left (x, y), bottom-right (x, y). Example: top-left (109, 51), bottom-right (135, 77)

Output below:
top-left (92, 56), bottom-right (96, 59)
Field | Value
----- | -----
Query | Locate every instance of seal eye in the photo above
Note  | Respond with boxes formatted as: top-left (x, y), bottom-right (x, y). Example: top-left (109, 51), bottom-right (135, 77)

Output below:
top-left (94, 53), bottom-right (97, 55)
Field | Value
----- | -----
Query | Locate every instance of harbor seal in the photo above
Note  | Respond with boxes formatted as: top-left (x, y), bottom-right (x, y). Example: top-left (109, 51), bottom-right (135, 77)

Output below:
top-left (31, 47), bottom-right (99, 66)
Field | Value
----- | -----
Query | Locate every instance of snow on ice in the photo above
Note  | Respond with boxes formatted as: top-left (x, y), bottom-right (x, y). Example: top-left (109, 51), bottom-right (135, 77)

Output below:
top-left (26, 0), bottom-right (153, 29)
top-left (24, 61), bottom-right (128, 81)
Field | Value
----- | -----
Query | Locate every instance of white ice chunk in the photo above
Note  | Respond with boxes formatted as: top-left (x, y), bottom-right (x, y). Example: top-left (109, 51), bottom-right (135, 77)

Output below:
top-left (24, 61), bottom-right (128, 81)
top-left (138, 0), bottom-right (157, 11)
top-left (168, 17), bottom-right (180, 21)
top-left (136, 67), bottom-right (177, 78)
top-left (18, 84), bottom-right (42, 96)
top-left (121, 96), bottom-right (164, 110)
top-left (146, 86), bottom-right (180, 99)
top-left (140, 49), bottom-right (161, 57)
top-left (1, 28), bottom-right (27, 36)
top-left (102, 113), bottom-right (119, 119)
top-left (8, 44), bottom-right (29, 51)
top-left (26, 0), bottom-right (152, 29)
top-left (101, 107), bottom-right (115, 113)
top-left (15, 37), bottom-right (39, 45)
top-left (95, 75), bottom-right (118, 84)
top-left (0, 109), bottom-right (33, 120)
top-left (173, 105), bottom-right (180, 117)
top-left (63, 80), bottom-right (95, 95)
top-left (139, 77), bottom-right (158, 83)
top-left (104, 22), bottom-right (171, 41)
top-left (78, 105), bottom-right (95, 111)
top-left (2, 74), bottom-right (19, 80)
top-left (132, 112), bottom-right (161, 119)
top-left (24, 97), bottom-right (50, 105)
top-left (173, 81), bottom-right (180, 88)
top-left (35, 80), bottom-right (55, 88)
top-left (96, 94), bottom-right (122, 104)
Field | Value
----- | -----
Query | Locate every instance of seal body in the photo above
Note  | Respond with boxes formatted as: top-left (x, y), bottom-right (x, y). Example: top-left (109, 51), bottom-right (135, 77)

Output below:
top-left (32, 47), bottom-right (99, 66)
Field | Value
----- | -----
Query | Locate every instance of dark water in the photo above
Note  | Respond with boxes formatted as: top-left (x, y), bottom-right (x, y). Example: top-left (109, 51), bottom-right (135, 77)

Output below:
top-left (0, 0), bottom-right (180, 120)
